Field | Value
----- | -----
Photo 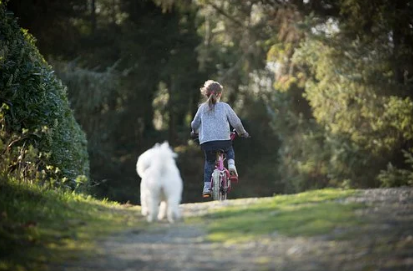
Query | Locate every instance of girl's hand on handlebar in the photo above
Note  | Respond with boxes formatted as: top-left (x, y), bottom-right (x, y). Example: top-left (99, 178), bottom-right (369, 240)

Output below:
top-left (190, 130), bottom-right (198, 139)
top-left (240, 131), bottom-right (250, 138)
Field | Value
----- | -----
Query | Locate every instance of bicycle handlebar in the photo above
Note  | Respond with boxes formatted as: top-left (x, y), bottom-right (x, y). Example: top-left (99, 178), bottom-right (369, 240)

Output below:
top-left (191, 129), bottom-right (250, 141)
top-left (231, 129), bottom-right (251, 139)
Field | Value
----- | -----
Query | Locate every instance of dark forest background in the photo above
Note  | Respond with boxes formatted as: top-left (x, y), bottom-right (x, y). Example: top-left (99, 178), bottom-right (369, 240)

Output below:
top-left (2, 0), bottom-right (413, 204)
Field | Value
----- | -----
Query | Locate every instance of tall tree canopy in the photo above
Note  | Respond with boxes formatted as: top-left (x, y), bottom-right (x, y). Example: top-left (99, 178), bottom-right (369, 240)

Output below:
top-left (5, 0), bottom-right (413, 202)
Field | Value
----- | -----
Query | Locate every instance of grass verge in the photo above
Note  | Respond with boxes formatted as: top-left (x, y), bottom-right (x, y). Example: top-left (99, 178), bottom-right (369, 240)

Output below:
top-left (0, 176), bottom-right (143, 271)
top-left (200, 189), bottom-right (363, 243)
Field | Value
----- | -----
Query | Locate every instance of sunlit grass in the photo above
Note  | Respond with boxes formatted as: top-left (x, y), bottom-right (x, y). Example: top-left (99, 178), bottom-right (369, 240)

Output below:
top-left (0, 177), bottom-right (365, 269)
top-left (202, 189), bottom-right (363, 243)
top-left (0, 176), bottom-right (143, 271)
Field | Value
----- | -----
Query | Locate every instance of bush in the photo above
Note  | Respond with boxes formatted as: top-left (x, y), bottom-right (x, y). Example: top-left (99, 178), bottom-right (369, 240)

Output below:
top-left (378, 151), bottom-right (413, 187)
top-left (0, 2), bottom-right (89, 187)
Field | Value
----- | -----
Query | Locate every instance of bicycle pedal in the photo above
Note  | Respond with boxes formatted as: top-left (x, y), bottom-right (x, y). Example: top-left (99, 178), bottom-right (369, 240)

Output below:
top-left (230, 175), bottom-right (238, 182)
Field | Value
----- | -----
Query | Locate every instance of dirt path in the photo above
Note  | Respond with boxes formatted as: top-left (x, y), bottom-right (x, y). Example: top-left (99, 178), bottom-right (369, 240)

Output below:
top-left (58, 188), bottom-right (413, 271)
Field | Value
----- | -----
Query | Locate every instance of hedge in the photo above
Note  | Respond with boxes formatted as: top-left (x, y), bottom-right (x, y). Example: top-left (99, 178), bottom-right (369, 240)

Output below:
top-left (0, 1), bottom-right (89, 187)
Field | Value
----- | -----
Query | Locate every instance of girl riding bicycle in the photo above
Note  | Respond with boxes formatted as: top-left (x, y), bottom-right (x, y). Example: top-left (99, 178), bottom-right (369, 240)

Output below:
top-left (191, 80), bottom-right (249, 197)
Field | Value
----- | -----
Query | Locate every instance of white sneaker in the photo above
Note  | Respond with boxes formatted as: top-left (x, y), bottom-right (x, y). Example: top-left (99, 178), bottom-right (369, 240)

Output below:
top-left (228, 159), bottom-right (238, 176)
top-left (202, 182), bottom-right (211, 197)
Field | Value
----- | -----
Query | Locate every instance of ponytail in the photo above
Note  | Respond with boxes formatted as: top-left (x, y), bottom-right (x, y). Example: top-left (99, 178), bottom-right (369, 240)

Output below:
top-left (200, 80), bottom-right (223, 111)
top-left (207, 93), bottom-right (218, 110)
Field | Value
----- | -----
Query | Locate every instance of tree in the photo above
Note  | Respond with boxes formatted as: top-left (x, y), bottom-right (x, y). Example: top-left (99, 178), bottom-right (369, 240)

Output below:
top-left (6, 0), bottom-right (89, 58)
top-left (268, 0), bottom-right (413, 189)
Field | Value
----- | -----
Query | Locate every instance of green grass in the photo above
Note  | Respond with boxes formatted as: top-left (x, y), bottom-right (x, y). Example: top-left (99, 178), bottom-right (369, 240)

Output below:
top-left (200, 189), bottom-right (363, 243)
top-left (0, 176), bottom-right (144, 271)
top-left (0, 177), bottom-right (366, 269)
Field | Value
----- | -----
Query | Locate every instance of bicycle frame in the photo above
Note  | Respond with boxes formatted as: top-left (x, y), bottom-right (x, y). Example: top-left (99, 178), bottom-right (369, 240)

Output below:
top-left (210, 131), bottom-right (238, 201)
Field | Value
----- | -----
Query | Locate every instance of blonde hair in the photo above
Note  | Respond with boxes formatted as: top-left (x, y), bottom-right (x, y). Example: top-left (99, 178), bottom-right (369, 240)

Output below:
top-left (200, 80), bottom-right (223, 110)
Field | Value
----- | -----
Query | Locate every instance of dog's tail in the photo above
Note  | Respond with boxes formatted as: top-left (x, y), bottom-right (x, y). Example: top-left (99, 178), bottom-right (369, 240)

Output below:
top-left (152, 142), bottom-right (177, 175)
top-left (138, 141), bottom-right (177, 178)
top-left (136, 149), bottom-right (151, 178)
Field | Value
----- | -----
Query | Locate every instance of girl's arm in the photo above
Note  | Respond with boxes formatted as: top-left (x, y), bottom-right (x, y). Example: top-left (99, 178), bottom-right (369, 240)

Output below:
top-left (191, 105), bottom-right (202, 132)
top-left (225, 104), bottom-right (248, 135)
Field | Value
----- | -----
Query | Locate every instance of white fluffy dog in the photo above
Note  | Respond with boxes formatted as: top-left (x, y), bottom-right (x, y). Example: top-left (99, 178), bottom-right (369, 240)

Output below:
top-left (136, 142), bottom-right (183, 223)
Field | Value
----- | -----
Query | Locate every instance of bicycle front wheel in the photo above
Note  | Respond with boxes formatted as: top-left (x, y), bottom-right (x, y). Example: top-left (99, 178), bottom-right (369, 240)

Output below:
top-left (219, 175), bottom-right (229, 201)
top-left (211, 169), bottom-right (221, 200)
top-left (219, 188), bottom-right (227, 201)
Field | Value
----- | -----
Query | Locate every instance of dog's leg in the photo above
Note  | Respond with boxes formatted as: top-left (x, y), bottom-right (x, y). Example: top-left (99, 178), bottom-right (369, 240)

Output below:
top-left (158, 201), bottom-right (167, 221)
top-left (147, 194), bottom-right (160, 223)
top-left (141, 195), bottom-right (149, 217)
top-left (166, 198), bottom-right (181, 223)
top-left (140, 182), bottom-right (148, 216)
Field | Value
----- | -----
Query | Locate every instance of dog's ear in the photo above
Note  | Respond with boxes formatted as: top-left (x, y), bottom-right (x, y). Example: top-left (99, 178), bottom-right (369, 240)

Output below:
top-left (161, 141), bottom-right (169, 147)
top-left (160, 141), bottom-right (178, 158)
top-left (160, 141), bottom-right (171, 150)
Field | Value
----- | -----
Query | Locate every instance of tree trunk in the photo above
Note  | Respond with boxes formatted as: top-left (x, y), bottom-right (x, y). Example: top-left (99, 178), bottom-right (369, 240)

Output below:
top-left (168, 77), bottom-right (177, 145)
top-left (91, 0), bottom-right (96, 34)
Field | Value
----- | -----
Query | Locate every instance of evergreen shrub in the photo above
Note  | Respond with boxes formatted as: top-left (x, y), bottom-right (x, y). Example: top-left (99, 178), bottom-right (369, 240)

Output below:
top-left (0, 2), bottom-right (89, 188)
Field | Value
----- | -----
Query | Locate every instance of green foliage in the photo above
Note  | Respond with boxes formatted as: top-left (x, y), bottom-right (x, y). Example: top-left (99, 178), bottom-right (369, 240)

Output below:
top-left (6, 0), bottom-right (413, 201)
top-left (295, 39), bottom-right (413, 154)
top-left (378, 151), bottom-right (413, 187)
top-left (51, 61), bottom-right (122, 187)
top-left (0, 3), bottom-right (89, 187)
top-left (266, 88), bottom-right (331, 192)
top-left (174, 142), bottom-right (205, 202)
top-left (0, 175), bottom-right (143, 270)
top-left (5, 0), bottom-right (88, 58)
top-left (265, 0), bottom-right (413, 191)
top-left (232, 91), bottom-right (281, 195)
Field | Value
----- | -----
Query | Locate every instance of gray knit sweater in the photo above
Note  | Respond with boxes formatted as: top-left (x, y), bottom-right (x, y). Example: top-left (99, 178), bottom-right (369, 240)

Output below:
top-left (191, 102), bottom-right (247, 144)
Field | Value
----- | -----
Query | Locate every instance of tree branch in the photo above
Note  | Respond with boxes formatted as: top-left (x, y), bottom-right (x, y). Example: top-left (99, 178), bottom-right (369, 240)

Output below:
top-left (204, 0), bottom-right (245, 28)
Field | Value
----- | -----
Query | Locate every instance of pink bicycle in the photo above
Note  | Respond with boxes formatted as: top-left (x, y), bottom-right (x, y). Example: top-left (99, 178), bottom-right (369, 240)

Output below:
top-left (191, 130), bottom-right (246, 201)
top-left (210, 131), bottom-right (239, 201)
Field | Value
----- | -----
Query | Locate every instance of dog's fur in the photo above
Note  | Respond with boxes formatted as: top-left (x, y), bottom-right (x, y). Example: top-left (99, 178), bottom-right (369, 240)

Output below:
top-left (136, 142), bottom-right (183, 223)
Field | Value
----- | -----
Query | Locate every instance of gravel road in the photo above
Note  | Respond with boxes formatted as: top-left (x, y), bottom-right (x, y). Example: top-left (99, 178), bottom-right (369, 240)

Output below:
top-left (58, 187), bottom-right (413, 271)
